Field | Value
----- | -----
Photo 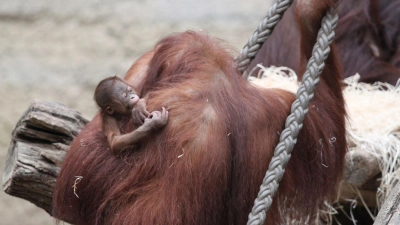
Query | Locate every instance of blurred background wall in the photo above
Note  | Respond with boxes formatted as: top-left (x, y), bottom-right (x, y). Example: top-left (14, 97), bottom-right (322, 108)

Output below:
top-left (0, 0), bottom-right (273, 224)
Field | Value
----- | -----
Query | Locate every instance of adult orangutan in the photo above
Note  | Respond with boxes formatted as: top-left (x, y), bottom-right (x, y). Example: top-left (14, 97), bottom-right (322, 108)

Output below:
top-left (52, 0), bottom-right (346, 224)
top-left (250, 0), bottom-right (400, 85)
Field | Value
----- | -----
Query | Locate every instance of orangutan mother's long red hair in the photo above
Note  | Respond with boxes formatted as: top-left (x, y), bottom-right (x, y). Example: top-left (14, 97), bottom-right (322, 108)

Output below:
top-left (250, 0), bottom-right (400, 85)
top-left (52, 1), bottom-right (346, 224)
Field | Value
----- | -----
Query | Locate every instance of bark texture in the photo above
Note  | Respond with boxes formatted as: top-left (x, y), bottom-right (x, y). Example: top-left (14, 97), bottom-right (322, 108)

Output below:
top-left (2, 100), bottom-right (88, 214)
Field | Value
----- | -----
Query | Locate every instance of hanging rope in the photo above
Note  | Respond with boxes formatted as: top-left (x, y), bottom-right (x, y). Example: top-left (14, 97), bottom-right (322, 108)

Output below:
top-left (245, 7), bottom-right (339, 225)
top-left (236, 0), bottom-right (294, 76)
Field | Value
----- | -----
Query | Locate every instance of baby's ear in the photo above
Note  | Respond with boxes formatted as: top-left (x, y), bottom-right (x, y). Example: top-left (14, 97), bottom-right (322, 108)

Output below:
top-left (106, 106), bottom-right (114, 115)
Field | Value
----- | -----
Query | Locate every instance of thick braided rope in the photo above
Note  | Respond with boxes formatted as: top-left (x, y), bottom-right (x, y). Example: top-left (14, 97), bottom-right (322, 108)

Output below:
top-left (246, 7), bottom-right (339, 225)
top-left (236, 0), bottom-right (294, 75)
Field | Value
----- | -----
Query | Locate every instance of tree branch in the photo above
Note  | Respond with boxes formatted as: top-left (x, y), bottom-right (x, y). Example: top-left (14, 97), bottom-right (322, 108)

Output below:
top-left (2, 100), bottom-right (88, 214)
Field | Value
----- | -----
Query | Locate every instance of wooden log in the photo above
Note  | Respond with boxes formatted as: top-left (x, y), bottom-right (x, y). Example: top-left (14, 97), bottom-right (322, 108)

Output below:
top-left (374, 181), bottom-right (400, 224)
top-left (2, 100), bottom-right (88, 215)
top-left (1, 100), bottom-right (391, 219)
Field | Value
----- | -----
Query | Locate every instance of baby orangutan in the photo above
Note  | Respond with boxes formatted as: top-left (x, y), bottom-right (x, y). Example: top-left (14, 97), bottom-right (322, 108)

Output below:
top-left (94, 76), bottom-right (168, 156)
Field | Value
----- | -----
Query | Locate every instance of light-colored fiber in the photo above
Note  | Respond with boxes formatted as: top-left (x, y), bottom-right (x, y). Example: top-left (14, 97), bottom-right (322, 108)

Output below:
top-left (249, 64), bottom-right (400, 208)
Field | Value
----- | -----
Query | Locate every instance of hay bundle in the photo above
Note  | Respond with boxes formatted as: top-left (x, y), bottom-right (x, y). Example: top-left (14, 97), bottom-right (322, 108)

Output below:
top-left (249, 65), bottom-right (400, 208)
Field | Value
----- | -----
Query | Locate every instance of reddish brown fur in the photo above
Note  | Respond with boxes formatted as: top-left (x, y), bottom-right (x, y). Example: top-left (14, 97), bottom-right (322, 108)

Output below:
top-left (250, 0), bottom-right (400, 85)
top-left (52, 1), bottom-right (346, 224)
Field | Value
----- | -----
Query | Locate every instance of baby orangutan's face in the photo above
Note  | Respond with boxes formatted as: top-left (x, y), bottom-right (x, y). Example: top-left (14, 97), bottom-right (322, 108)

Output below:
top-left (107, 80), bottom-right (139, 115)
